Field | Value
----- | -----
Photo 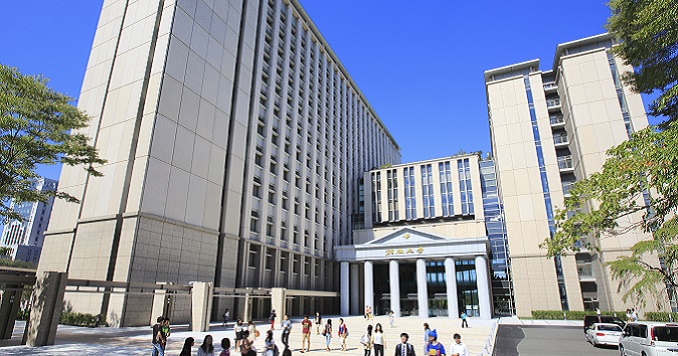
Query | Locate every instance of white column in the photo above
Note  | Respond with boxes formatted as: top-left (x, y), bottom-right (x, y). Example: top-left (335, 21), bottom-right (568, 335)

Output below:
top-left (364, 261), bottom-right (374, 314)
top-left (389, 260), bottom-right (401, 317)
top-left (350, 264), bottom-right (360, 315)
top-left (340, 262), bottom-right (349, 316)
top-left (416, 258), bottom-right (429, 318)
top-left (475, 255), bottom-right (492, 320)
top-left (445, 257), bottom-right (459, 318)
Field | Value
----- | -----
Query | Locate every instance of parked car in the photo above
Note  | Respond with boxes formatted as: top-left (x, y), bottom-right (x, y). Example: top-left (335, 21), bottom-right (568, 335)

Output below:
top-left (585, 322), bottom-right (623, 346)
top-left (619, 322), bottom-right (678, 356)
top-left (584, 315), bottom-right (626, 333)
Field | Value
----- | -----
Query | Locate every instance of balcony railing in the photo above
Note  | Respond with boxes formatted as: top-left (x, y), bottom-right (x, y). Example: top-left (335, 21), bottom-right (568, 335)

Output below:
top-left (553, 134), bottom-right (569, 145)
top-left (546, 98), bottom-right (561, 108)
top-left (543, 82), bottom-right (558, 91)
top-left (550, 114), bottom-right (565, 126)
top-left (558, 156), bottom-right (574, 170)
top-left (562, 181), bottom-right (575, 196)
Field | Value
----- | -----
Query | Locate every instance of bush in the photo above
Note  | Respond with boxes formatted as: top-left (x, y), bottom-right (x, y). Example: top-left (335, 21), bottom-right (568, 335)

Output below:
top-left (531, 310), bottom-right (628, 320)
top-left (16, 308), bottom-right (30, 321)
top-left (644, 312), bottom-right (678, 322)
top-left (59, 312), bottom-right (106, 327)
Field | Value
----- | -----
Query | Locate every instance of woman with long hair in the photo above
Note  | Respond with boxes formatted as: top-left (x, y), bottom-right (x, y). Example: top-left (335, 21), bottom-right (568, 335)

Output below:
top-left (264, 329), bottom-right (277, 356)
top-left (372, 323), bottom-right (385, 356)
top-left (360, 324), bottom-right (373, 356)
top-left (198, 335), bottom-right (215, 356)
top-left (324, 319), bottom-right (333, 351)
top-left (179, 337), bottom-right (194, 356)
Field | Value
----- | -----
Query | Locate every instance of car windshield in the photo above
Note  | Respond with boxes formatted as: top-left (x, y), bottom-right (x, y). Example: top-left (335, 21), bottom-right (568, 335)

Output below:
top-left (653, 326), bottom-right (678, 342)
top-left (598, 325), bottom-right (622, 332)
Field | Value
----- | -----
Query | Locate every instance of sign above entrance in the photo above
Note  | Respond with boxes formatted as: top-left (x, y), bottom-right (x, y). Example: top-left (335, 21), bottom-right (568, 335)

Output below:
top-left (385, 247), bottom-right (424, 256)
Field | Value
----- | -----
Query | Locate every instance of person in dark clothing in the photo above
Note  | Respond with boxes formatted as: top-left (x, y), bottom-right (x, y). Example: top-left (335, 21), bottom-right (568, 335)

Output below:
top-left (152, 316), bottom-right (166, 356)
top-left (179, 337), bottom-right (195, 356)
top-left (394, 333), bottom-right (416, 356)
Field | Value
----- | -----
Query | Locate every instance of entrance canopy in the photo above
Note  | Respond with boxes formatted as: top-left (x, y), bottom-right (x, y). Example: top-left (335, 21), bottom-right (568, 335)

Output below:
top-left (336, 227), bottom-right (489, 262)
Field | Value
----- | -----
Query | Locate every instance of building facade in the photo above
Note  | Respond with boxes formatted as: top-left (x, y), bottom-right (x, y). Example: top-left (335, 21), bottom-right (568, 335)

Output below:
top-left (1, 177), bottom-right (58, 264)
top-left (38, 0), bottom-right (399, 326)
top-left (337, 154), bottom-right (514, 320)
top-left (485, 34), bottom-right (655, 316)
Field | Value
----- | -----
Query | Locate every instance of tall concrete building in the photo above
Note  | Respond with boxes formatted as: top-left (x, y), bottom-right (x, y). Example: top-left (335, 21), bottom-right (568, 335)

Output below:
top-left (485, 34), bottom-right (654, 316)
top-left (1, 177), bottom-right (58, 264)
top-left (39, 0), bottom-right (399, 326)
top-left (337, 154), bottom-right (514, 320)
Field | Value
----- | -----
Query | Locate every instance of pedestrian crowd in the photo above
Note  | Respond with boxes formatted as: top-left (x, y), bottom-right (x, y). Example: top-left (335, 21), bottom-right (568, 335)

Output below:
top-left (151, 310), bottom-right (470, 356)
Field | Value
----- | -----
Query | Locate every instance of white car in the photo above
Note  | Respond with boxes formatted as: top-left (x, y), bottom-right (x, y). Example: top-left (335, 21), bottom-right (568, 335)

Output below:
top-left (619, 322), bottom-right (678, 356)
top-left (585, 322), bottom-right (623, 346)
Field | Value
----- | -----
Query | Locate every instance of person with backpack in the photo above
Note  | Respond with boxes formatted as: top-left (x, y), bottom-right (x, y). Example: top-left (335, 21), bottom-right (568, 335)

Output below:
top-left (264, 329), bottom-right (279, 356)
top-left (424, 330), bottom-right (445, 356)
top-left (240, 331), bottom-right (255, 356)
top-left (223, 308), bottom-right (230, 327)
top-left (269, 309), bottom-right (277, 330)
top-left (361, 324), bottom-right (374, 356)
top-left (323, 319), bottom-right (333, 351)
top-left (460, 312), bottom-right (468, 328)
top-left (338, 318), bottom-right (349, 351)
top-left (394, 333), bottom-right (416, 356)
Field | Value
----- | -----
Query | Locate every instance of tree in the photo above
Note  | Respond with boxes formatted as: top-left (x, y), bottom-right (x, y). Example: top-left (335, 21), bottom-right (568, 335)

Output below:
top-left (0, 65), bottom-right (105, 223)
top-left (607, 0), bottom-right (678, 126)
top-left (542, 0), bottom-right (678, 307)
top-left (0, 246), bottom-right (11, 257)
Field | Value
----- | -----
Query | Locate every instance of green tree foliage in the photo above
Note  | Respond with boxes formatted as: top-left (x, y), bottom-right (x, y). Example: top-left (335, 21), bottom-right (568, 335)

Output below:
top-left (0, 65), bottom-right (105, 223)
top-left (607, 0), bottom-right (678, 126)
top-left (543, 0), bottom-right (678, 307)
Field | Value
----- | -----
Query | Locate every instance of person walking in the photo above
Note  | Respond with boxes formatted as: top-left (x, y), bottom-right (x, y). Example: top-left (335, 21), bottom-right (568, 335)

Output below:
top-left (264, 330), bottom-right (278, 356)
top-left (323, 319), bottom-right (333, 351)
top-left (281, 314), bottom-right (292, 349)
top-left (151, 316), bottom-right (166, 356)
top-left (388, 310), bottom-right (395, 328)
top-left (460, 312), bottom-right (468, 328)
top-left (223, 308), bottom-right (230, 327)
top-left (373, 323), bottom-right (386, 356)
top-left (394, 333), bottom-right (416, 356)
top-left (248, 321), bottom-right (259, 342)
top-left (234, 319), bottom-right (245, 350)
top-left (425, 330), bottom-right (445, 356)
top-left (315, 312), bottom-right (323, 335)
top-left (198, 335), bottom-right (215, 356)
top-left (301, 315), bottom-right (313, 353)
top-left (338, 318), bottom-right (349, 351)
top-left (422, 323), bottom-right (431, 354)
top-left (179, 337), bottom-right (194, 356)
top-left (361, 324), bottom-right (374, 356)
top-left (449, 334), bottom-right (468, 356)
top-left (161, 317), bottom-right (171, 348)
top-left (269, 309), bottom-right (277, 330)
top-left (240, 331), bottom-right (255, 356)
top-left (219, 338), bottom-right (231, 356)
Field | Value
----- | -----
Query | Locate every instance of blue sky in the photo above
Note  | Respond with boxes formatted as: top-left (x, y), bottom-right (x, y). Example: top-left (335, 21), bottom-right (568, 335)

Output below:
top-left (0, 1), bottom-right (655, 181)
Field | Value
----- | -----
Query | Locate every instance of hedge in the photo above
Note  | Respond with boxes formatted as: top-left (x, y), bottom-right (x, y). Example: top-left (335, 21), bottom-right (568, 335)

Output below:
top-left (644, 312), bottom-right (678, 322)
top-left (531, 310), bottom-right (627, 320)
top-left (60, 312), bottom-right (106, 327)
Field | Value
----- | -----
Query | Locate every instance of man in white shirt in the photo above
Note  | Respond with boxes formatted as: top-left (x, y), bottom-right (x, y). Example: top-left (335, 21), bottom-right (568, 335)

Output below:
top-left (450, 333), bottom-right (469, 356)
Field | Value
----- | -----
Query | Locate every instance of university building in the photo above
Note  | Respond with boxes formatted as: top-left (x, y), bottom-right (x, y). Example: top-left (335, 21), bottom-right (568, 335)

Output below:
top-left (37, 0), bottom-right (656, 324)
top-left (485, 33), bottom-right (655, 316)
top-left (337, 155), bottom-right (514, 320)
top-left (38, 0), bottom-right (399, 326)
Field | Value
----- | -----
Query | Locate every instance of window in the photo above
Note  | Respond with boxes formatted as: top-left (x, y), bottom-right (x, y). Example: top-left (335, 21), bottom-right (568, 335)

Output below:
top-left (268, 184), bottom-right (276, 204)
top-left (253, 184), bottom-right (261, 199)
top-left (266, 216), bottom-right (274, 237)
top-left (404, 166), bottom-right (416, 220)
top-left (250, 211), bottom-right (260, 233)
top-left (386, 169), bottom-right (399, 221)
top-left (458, 158), bottom-right (474, 215)
top-left (439, 161), bottom-right (454, 216)
top-left (421, 164), bottom-right (434, 218)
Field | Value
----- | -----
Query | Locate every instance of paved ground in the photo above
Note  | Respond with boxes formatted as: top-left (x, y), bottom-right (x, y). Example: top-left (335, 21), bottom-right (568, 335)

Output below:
top-left (493, 325), bottom-right (618, 356)
top-left (2, 315), bottom-right (495, 355)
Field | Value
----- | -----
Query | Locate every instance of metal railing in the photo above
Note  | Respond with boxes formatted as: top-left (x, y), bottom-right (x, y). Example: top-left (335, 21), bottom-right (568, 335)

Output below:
top-left (558, 156), bottom-right (573, 170)
top-left (546, 97), bottom-right (561, 108)
top-left (550, 114), bottom-right (565, 126)
top-left (543, 82), bottom-right (557, 90)
top-left (554, 134), bottom-right (569, 145)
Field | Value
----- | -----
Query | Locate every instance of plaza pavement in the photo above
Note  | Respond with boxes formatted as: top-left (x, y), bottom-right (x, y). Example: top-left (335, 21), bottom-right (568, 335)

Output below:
top-left (2, 315), bottom-right (496, 355)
